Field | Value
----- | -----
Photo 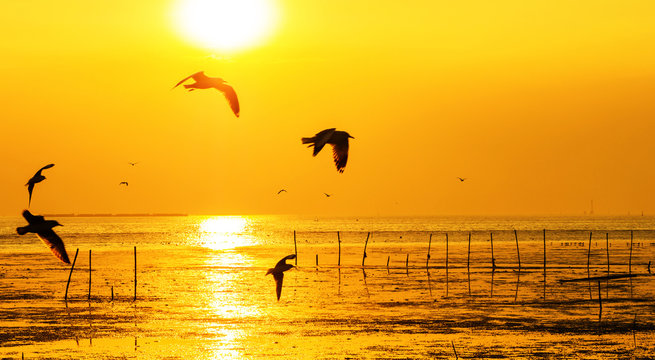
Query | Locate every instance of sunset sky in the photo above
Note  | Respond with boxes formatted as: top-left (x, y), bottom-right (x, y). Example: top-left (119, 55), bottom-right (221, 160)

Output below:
top-left (2, 0), bottom-right (655, 216)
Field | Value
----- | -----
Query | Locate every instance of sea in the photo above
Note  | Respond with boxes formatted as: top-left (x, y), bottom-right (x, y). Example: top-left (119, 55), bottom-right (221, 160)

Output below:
top-left (0, 215), bottom-right (654, 359)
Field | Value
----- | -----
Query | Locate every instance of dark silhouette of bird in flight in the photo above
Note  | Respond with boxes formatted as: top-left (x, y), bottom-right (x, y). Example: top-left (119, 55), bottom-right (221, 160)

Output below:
top-left (119, 182), bottom-right (129, 186)
top-left (323, 193), bottom-right (331, 198)
top-left (128, 162), bottom-right (139, 166)
top-left (266, 254), bottom-right (296, 301)
top-left (16, 210), bottom-right (70, 264)
top-left (457, 177), bottom-right (467, 182)
top-left (302, 128), bottom-right (354, 173)
top-left (277, 189), bottom-right (287, 195)
top-left (25, 164), bottom-right (55, 207)
top-left (173, 71), bottom-right (240, 117)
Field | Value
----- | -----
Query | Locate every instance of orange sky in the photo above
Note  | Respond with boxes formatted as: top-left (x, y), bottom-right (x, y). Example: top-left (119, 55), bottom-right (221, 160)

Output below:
top-left (2, 0), bottom-right (655, 216)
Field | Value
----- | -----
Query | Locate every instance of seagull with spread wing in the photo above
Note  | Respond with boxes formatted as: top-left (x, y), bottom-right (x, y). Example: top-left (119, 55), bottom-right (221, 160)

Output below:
top-left (173, 71), bottom-right (240, 117)
top-left (119, 182), bottom-right (129, 186)
top-left (277, 189), bottom-right (287, 195)
top-left (302, 128), bottom-right (354, 173)
top-left (266, 254), bottom-right (296, 301)
top-left (16, 210), bottom-right (70, 264)
top-left (25, 164), bottom-right (55, 207)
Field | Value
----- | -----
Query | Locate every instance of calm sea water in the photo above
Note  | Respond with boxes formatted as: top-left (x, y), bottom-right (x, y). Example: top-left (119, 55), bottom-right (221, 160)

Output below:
top-left (1, 215), bottom-right (654, 359)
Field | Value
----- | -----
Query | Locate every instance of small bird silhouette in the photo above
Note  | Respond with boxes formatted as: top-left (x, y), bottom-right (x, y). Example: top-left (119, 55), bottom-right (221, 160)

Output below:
top-left (302, 128), bottom-right (354, 173)
top-left (266, 254), bottom-right (296, 301)
top-left (25, 164), bottom-right (55, 207)
top-left (457, 177), bottom-right (467, 182)
top-left (277, 189), bottom-right (287, 195)
top-left (16, 210), bottom-right (70, 264)
top-left (119, 182), bottom-right (129, 186)
top-left (323, 193), bottom-right (331, 198)
top-left (173, 71), bottom-right (240, 117)
top-left (128, 162), bottom-right (139, 166)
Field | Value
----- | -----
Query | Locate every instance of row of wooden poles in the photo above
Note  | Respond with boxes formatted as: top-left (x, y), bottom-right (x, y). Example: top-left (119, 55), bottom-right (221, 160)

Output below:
top-left (292, 230), bottom-right (639, 275)
top-left (64, 246), bottom-right (138, 302)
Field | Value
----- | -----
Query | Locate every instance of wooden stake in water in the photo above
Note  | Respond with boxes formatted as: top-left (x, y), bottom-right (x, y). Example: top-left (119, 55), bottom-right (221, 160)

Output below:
top-left (337, 231), bottom-right (341, 267)
top-left (293, 230), bottom-right (298, 266)
top-left (426, 233), bottom-right (432, 269)
top-left (64, 248), bottom-right (79, 302)
top-left (405, 254), bottom-right (409, 269)
top-left (467, 232), bottom-right (471, 271)
top-left (362, 232), bottom-right (370, 267)
top-left (543, 229), bottom-right (547, 300)
top-left (606, 233), bottom-right (610, 276)
top-left (587, 231), bottom-right (592, 279)
top-left (134, 246), bottom-right (137, 302)
top-left (387, 256), bottom-right (390, 271)
top-left (514, 229), bottom-right (521, 270)
top-left (446, 233), bottom-right (449, 274)
top-left (598, 281), bottom-right (602, 323)
top-left (490, 232), bottom-right (494, 271)
top-left (88, 249), bottom-right (92, 302)
top-left (451, 340), bottom-right (458, 359)
top-left (111, 286), bottom-right (114, 302)
top-left (315, 254), bottom-right (318, 267)
top-left (629, 230), bottom-right (633, 275)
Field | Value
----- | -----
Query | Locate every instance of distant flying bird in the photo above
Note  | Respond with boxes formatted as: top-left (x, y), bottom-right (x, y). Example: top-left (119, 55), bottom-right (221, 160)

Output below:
top-left (457, 177), bottom-right (467, 182)
top-left (323, 193), bottom-right (331, 198)
top-left (266, 254), bottom-right (296, 301)
top-left (119, 182), bottom-right (129, 186)
top-left (25, 164), bottom-right (55, 207)
top-left (301, 128), bottom-right (354, 173)
top-left (277, 189), bottom-right (287, 195)
top-left (128, 162), bottom-right (139, 166)
top-left (16, 210), bottom-right (70, 264)
top-left (173, 71), bottom-right (240, 117)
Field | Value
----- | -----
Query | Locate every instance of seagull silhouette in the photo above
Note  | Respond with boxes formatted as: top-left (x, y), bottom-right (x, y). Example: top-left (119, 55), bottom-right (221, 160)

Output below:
top-left (173, 71), bottom-right (240, 117)
top-left (266, 254), bottom-right (296, 301)
top-left (457, 177), bottom-right (467, 182)
top-left (25, 164), bottom-right (55, 207)
top-left (16, 210), bottom-right (70, 264)
top-left (119, 182), bottom-right (129, 186)
top-left (301, 128), bottom-right (354, 173)
top-left (323, 193), bottom-right (331, 198)
top-left (277, 189), bottom-right (287, 195)
top-left (128, 162), bottom-right (139, 166)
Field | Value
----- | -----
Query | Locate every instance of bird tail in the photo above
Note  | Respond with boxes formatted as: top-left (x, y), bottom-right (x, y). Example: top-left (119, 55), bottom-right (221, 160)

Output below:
top-left (266, 268), bottom-right (274, 276)
top-left (16, 226), bottom-right (28, 235)
top-left (301, 137), bottom-right (314, 145)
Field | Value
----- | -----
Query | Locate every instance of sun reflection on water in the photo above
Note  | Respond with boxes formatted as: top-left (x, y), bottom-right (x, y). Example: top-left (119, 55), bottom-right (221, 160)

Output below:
top-left (197, 216), bottom-right (253, 251)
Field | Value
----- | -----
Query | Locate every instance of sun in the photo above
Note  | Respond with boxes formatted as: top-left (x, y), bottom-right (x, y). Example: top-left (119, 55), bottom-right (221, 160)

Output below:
top-left (173, 0), bottom-right (278, 52)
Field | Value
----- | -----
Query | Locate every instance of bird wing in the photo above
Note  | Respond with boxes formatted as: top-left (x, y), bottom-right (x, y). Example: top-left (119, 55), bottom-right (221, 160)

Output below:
top-left (22, 209), bottom-right (45, 225)
top-left (215, 82), bottom-right (240, 117)
top-left (172, 71), bottom-right (206, 89)
top-left (273, 272), bottom-right (284, 301)
top-left (312, 128), bottom-right (336, 156)
top-left (331, 140), bottom-right (349, 173)
top-left (27, 183), bottom-right (34, 207)
top-left (37, 229), bottom-right (71, 264)
top-left (275, 254), bottom-right (296, 268)
top-left (277, 189), bottom-right (287, 194)
top-left (35, 163), bottom-right (55, 176)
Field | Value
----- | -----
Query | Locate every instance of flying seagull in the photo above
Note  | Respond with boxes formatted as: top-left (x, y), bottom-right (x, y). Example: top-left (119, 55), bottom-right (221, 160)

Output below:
top-left (457, 177), bottom-right (467, 182)
top-left (25, 163), bottom-right (55, 207)
top-left (301, 128), bottom-right (354, 173)
top-left (266, 254), bottom-right (296, 301)
top-left (128, 162), bottom-right (139, 166)
top-left (323, 193), bottom-right (331, 198)
top-left (277, 189), bottom-right (287, 195)
top-left (16, 210), bottom-right (70, 264)
top-left (119, 182), bottom-right (129, 186)
top-left (173, 71), bottom-right (240, 117)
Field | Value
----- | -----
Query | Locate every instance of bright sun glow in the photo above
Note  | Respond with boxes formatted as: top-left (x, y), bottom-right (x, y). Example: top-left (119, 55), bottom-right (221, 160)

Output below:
top-left (174, 0), bottom-right (278, 52)
top-left (198, 216), bottom-right (249, 250)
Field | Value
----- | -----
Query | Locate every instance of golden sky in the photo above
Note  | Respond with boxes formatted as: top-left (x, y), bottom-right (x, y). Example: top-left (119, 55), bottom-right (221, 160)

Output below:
top-left (2, 0), bottom-right (655, 216)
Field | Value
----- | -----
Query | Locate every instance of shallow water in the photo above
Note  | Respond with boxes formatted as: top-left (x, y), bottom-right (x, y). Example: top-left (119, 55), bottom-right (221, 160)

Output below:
top-left (1, 215), bottom-right (654, 359)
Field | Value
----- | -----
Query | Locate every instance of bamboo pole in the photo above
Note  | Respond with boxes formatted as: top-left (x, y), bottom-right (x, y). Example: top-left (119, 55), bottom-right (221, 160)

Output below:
top-left (293, 230), bottom-right (297, 266)
top-left (446, 233), bottom-right (449, 274)
top-left (88, 250), bottom-right (92, 301)
top-left (514, 229), bottom-right (521, 270)
top-left (598, 281), bottom-right (602, 323)
top-left (315, 254), bottom-right (318, 267)
top-left (587, 231), bottom-right (592, 279)
top-left (606, 233), bottom-right (610, 276)
top-left (451, 340), bottom-right (458, 359)
top-left (64, 248), bottom-right (79, 302)
top-left (426, 233), bottom-right (432, 269)
top-left (629, 230), bottom-right (633, 275)
top-left (362, 232), bottom-right (370, 267)
top-left (111, 286), bottom-right (114, 302)
top-left (387, 255), bottom-right (390, 270)
top-left (405, 254), bottom-right (409, 270)
top-left (134, 246), bottom-right (137, 302)
top-left (543, 229), bottom-right (547, 300)
top-left (337, 231), bottom-right (341, 267)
